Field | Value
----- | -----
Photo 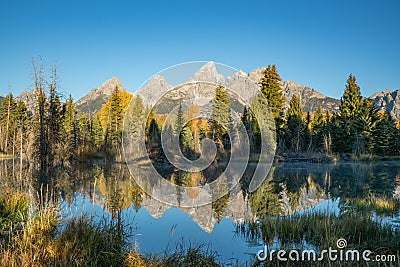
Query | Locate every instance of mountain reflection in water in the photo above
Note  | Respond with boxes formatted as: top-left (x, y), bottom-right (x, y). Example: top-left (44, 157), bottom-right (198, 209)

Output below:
top-left (0, 160), bottom-right (399, 264)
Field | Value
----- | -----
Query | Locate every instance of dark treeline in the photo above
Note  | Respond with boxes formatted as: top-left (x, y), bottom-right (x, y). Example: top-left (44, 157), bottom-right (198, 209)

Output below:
top-left (274, 71), bottom-right (400, 158)
top-left (146, 65), bottom-right (400, 163)
top-left (1, 62), bottom-right (399, 178)
top-left (0, 61), bottom-right (133, 187)
top-left (246, 65), bottom-right (400, 159)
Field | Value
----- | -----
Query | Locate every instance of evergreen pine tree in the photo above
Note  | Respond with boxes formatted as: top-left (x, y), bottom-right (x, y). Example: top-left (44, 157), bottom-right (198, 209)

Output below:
top-left (209, 85), bottom-right (231, 153)
top-left (286, 95), bottom-right (302, 119)
top-left (371, 115), bottom-right (400, 156)
top-left (175, 102), bottom-right (185, 137)
top-left (325, 110), bottom-right (332, 123)
top-left (248, 93), bottom-right (277, 155)
top-left (312, 105), bottom-right (325, 152)
top-left (336, 75), bottom-right (378, 155)
top-left (109, 86), bottom-right (123, 147)
top-left (314, 105), bottom-right (324, 126)
top-left (62, 95), bottom-right (77, 160)
top-left (163, 124), bottom-right (174, 151)
top-left (353, 98), bottom-right (379, 154)
top-left (76, 113), bottom-right (92, 158)
top-left (180, 125), bottom-right (194, 158)
top-left (48, 71), bottom-right (63, 163)
top-left (283, 95), bottom-right (307, 152)
top-left (329, 115), bottom-right (351, 154)
top-left (259, 65), bottom-right (284, 121)
top-left (91, 114), bottom-right (103, 148)
top-left (174, 102), bottom-right (187, 155)
top-left (146, 112), bottom-right (160, 158)
top-left (340, 75), bottom-right (362, 119)
top-left (240, 106), bottom-right (254, 153)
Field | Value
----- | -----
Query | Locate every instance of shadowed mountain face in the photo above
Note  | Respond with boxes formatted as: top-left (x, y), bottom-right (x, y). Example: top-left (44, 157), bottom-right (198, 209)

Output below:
top-left (280, 81), bottom-right (341, 113)
top-left (133, 74), bottom-right (172, 106)
top-left (74, 76), bottom-right (126, 116)
top-left (0, 95), bottom-right (3, 105)
top-left (370, 89), bottom-right (400, 120)
top-left (15, 90), bottom-right (38, 115)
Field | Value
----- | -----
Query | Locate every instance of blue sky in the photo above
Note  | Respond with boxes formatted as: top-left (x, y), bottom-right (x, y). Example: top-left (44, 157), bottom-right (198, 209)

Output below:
top-left (0, 0), bottom-right (399, 100)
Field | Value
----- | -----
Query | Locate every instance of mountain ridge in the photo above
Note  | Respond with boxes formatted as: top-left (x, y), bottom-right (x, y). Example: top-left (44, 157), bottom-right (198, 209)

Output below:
top-left (75, 76), bottom-right (127, 116)
top-left (133, 62), bottom-right (341, 114)
top-left (133, 74), bottom-right (172, 106)
top-left (12, 62), bottom-right (400, 119)
top-left (370, 89), bottom-right (400, 120)
top-left (15, 90), bottom-right (38, 115)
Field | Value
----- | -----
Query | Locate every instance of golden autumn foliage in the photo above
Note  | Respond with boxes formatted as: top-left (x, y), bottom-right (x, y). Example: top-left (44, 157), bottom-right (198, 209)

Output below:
top-left (377, 110), bottom-right (386, 119)
top-left (96, 87), bottom-right (133, 131)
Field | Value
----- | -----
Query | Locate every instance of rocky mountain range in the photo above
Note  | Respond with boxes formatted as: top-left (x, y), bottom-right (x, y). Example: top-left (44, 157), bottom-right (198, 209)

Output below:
top-left (243, 67), bottom-right (342, 113)
top-left (7, 61), bottom-right (400, 119)
top-left (15, 90), bottom-right (38, 115)
top-left (74, 76), bottom-right (125, 116)
top-left (0, 94), bottom-right (3, 105)
top-left (134, 74), bottom-right (172, 106)
top-left (85, 178), bottom-right (329, 233)
top-left (370, 90), bottom-right (400, 120)
top-left (133, 62), bottom-right (341, 115)
top-left (9, 76), bottom-right (126, 116)
top-left (8, 77), bottom-right (125, 116)
top-left (138, 187), bottom-right (253, 233)
top-left (86, 184), bottom-right (253, 233)
top-left (280, 80), bottom-right (341, 113)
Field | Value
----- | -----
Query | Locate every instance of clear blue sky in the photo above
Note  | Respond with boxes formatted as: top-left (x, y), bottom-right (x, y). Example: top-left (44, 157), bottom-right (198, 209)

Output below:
top-left (0, 0), bottom-right (399, 100)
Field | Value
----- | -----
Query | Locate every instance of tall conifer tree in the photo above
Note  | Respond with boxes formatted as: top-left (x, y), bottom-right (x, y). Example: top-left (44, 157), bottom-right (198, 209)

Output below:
top-left (259, 65), bottom-right (284, 121)
top-left (209, 85), bottom-right (231, 152)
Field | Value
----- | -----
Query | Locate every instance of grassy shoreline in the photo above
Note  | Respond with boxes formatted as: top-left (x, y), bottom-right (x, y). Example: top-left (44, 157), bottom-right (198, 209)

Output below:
top-left (1, 190), bottom-right (399, 266)
top-left (0, 191), bottom-right (221, 267)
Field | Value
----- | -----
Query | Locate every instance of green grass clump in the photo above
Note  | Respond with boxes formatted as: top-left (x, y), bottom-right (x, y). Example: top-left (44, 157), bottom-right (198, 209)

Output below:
top-left (54, 216), bottom-right (127, 266)
top-left (0, 190), bottom-right (133, 267)
top-left (0, 190), bottom-right (29, 244)
top-left (274, 212), bottom-right (399, 253)
top-left (147, 243), bottom-right (222, 267)
top-left (0, 190), bottom-right (28, 227)
top-left (0, 191), bottom-right (221, 267)
top-left (241, 212), bottom-right (400, 267)
top-left (0, 194), bottom-right (59, 266)
top-left (345, 196), bottom-right (400, 215)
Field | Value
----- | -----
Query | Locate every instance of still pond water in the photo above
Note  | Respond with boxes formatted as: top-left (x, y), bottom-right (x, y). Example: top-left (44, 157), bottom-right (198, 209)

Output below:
top-left (1, 160), bottom-right (400, 265)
